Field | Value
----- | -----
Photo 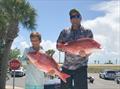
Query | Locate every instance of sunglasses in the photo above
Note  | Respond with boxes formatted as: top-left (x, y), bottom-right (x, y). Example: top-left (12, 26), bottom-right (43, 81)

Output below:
top-left (70, 15), bottom-right (80, 19)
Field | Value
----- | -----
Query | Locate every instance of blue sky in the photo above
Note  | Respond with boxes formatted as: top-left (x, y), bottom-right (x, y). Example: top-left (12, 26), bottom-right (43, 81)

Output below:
top-left (18, 0), bottom-right (105, 42)
top-left (12, 0), bottom-right (120, 64)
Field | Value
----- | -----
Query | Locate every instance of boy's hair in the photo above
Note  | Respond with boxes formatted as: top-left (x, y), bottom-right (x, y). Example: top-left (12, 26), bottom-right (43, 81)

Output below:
top-left (30, 32), bottom-right (41, 41)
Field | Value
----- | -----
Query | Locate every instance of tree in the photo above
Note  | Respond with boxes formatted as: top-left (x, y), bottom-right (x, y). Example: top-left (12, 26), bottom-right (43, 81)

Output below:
top-left (97, 60), bottom-right (100, 64)
top-left (0, 0), bottom-right (37, 88)
top-left (94, 60), bottom-right (97, 64)
top-left (45, 49), bottom-right (55, 57)
top-left (8, 48), bottom-right (21, 60)
top-left (105, 60), bottom-right (113, 64)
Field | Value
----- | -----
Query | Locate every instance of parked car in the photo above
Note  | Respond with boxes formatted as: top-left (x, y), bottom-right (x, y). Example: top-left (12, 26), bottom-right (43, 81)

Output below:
top-left (115, 76), bottom-right (120, 84)
top-left (44, 78), bottom-right (60, 89)
top-left (99, 70), bottom-right (116, 80)
top-left (10, 67), bottom-right (25, 77)
top-left (115, 71), bottom-right (120, 84)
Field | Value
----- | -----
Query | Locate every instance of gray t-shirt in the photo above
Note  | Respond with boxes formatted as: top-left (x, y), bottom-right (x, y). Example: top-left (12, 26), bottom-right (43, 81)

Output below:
top-left (57, 26), bottom-right (93, 70)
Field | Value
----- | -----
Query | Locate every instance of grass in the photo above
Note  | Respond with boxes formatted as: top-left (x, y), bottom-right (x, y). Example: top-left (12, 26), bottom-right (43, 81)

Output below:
top-left (88, 64), bottom-right (120, 73)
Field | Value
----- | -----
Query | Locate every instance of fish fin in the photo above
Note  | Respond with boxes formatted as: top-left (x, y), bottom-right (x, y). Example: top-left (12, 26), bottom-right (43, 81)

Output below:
top-left (77, 38), bottom-right (90, 41)
top-left (58, 72), bottom-right (70, 83)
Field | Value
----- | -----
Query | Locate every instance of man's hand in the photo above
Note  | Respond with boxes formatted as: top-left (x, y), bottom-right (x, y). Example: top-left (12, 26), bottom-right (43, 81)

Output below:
top-left (56, 43), bottom-right (65, 52)
top-left (79, 50), bottom-right (92, 57)
top-left (79, 50), bottom-right (87, 57)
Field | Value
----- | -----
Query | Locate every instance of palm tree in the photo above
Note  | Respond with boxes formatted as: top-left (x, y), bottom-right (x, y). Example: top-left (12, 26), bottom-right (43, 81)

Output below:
top-left (8, 48), bottom-right (21, 60)
top-left (0, 0), bottom-right (37, 88)
top-left (0, 9), bottom-right (8, 40)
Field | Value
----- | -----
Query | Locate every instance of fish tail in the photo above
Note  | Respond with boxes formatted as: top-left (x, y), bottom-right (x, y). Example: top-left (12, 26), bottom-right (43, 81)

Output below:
top-left (58, 72), bottom-right (70, 83)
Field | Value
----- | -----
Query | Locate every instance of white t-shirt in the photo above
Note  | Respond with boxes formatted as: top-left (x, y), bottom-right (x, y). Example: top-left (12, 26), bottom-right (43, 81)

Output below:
top-left (22, 47), bottom-right (45, 86)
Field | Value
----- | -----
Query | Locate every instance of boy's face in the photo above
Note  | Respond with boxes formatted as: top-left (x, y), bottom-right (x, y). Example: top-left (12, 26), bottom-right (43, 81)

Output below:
top-left (31, 37), bottom-right (41, 48)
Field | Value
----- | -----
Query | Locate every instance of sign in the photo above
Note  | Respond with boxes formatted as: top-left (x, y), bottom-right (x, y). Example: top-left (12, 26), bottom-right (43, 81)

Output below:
top-left (9, 59), bottom-right (21, 70)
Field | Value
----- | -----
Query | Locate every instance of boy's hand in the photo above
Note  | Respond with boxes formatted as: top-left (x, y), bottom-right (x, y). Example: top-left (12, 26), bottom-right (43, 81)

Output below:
top-left (27, 60), bottom-right (31, 64)
top-left (47, 70), bottom-right (55, 76)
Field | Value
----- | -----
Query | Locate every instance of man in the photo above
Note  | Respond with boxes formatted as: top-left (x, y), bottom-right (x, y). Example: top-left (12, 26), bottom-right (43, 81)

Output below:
top-left (56, 9), bottom-right (93, 89)
top-left (23, 32), bottom-right (45, 89)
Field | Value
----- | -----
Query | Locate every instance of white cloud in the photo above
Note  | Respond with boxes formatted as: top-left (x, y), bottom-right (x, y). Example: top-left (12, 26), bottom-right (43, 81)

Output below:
top-left (20, 41), bottom-right (29, 52)
top-left (41, 40), bottom-right (56, 51)
top-left (12, 0), bottom-right (120, 64)
top-left (41, 40), bottom-right (64, 63)
top-left (94, 35), bottom-right (107, 49)
top-left (20, 41), bottom-right (29, 48)
top-left (11, 35), bottom-right (30, 55)
top-left (82, 0), bottom-right (120, 64)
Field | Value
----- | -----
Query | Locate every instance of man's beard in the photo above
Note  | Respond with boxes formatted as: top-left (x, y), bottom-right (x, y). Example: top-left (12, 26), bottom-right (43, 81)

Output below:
top-left (33, 46), bottom-right (40, 51)
top-left (72, 24), bottom-right (80, 29)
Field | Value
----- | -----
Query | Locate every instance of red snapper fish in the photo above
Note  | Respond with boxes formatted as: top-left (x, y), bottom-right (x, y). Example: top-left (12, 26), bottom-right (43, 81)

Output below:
top-left (27, 51), bottom-right (70, 83)
top-left (57, 38), bottom-right (101, 55)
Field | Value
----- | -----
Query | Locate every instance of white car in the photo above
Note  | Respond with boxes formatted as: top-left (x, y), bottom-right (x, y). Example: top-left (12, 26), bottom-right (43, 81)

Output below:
top-left (99, 70), bottom-right (116, 80)
top-left (10, 67), bottom-right (25, 77)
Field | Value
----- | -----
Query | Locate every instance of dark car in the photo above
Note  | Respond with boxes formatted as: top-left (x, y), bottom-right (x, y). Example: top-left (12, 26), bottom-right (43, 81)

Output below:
top-left (115, 76), bottom-right (120, 84)
top-left (99, 70), bottom-right (116, 80)
top-left (115, 71), bottom-right (120, 84)
top-left (88, 76), bottom-right (94, 83)
top-left (44, 78), bottom-right (60, 89)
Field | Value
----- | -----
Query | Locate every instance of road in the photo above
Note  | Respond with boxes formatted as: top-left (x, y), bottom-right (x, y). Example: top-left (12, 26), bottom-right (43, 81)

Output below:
top-left (6, 73), bottom-right (120, 89)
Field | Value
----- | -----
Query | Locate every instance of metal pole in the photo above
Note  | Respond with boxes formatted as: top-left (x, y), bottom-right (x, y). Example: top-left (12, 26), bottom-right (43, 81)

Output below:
top-left (59, 51), bottom-right (61, 64)
top-left (13, 70), bottom-right (15, 89)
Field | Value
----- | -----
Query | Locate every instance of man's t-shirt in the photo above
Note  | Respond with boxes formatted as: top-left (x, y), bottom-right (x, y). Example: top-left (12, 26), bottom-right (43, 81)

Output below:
top-left (57, 26), bottom-right (93, 70)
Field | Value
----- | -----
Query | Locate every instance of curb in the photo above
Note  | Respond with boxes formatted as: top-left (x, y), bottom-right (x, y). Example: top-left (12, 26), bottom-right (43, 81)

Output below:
top-left (6, 85), bottom-right (23, 89)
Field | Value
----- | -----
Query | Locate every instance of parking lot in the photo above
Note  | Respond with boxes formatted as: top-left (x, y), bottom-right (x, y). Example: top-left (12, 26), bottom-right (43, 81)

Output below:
top-left (6, 73), bottom-right (120, 89)
top-left (88, 73), bottom-right (120, 89)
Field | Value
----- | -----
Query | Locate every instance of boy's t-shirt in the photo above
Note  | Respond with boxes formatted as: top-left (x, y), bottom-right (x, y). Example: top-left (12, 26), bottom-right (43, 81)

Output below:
top-left (22, 47), bottom-right (45, 86)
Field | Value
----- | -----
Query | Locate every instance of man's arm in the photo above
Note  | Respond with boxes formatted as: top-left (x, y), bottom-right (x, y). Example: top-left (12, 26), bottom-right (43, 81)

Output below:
top-left (56, 30), bottom-right (66, 52)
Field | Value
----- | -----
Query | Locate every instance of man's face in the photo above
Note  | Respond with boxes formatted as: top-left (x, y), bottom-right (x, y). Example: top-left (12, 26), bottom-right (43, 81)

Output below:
top-left (70, 13), bottom-right (81, 26)
top-left (31, 37), bottom-right (41, 48)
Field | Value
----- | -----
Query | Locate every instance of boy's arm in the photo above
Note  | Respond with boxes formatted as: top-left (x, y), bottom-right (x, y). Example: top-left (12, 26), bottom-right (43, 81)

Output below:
top-left (21, 48), bottom-right (30, 65)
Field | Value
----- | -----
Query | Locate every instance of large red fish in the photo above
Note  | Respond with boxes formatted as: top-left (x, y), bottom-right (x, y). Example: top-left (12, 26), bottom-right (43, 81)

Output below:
top-left (27, 51), bottom-right (70, 83)
top-left (57, 38), bottom-right (101, 55)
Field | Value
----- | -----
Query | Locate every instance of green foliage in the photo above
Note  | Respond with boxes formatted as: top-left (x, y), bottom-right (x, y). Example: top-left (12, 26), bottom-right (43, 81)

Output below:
top-left (105, 60), bottom-right (113, 64)
top-left (45, 49), bottom-right (55, 57)
top-left (88, 64), bottom-right (120, 73)
top-left (8, 48), bottom-right (20, 60)
top-left (0, 0), bottom-right (37, 32)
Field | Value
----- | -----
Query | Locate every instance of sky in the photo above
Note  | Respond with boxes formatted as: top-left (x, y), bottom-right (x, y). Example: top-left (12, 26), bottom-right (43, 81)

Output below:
top-left (11, 0), bottom-right (120, 64)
